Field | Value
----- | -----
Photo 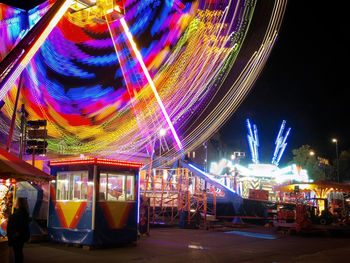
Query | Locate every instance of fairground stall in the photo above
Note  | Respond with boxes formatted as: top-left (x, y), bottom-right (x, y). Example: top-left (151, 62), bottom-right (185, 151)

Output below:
top-left (48, 158), bottom-right (142, 246)
top-left (0, 147), bottom-right (53, 240)
top-left (272, 181), bottom-right (350, 232)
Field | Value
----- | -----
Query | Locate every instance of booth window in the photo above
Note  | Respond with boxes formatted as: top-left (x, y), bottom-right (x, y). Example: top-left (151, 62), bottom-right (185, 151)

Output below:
top-left (99, 172), bottom-right (135, 201)
top-left (56, 171), bottom-right (88, 201)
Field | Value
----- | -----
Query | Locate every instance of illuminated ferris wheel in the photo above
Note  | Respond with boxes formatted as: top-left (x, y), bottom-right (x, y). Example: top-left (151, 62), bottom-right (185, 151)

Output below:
top-left (0, 0), bottom-right (288, 164)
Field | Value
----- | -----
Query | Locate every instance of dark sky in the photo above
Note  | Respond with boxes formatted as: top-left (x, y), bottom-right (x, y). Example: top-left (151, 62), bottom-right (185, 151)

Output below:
top-left (0, 0), bottom-right (42, 10)
top-left (220, 0), bottom-right (348, 165)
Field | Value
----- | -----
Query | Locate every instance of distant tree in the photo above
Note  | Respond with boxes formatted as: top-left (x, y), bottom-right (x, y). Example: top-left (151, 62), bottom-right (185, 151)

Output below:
top-left (289, 145), bottom-right (326, 181)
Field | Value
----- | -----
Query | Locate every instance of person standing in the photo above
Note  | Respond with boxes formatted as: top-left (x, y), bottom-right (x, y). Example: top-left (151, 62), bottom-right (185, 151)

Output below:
top-left (7, 197), bottom-right (30, 263)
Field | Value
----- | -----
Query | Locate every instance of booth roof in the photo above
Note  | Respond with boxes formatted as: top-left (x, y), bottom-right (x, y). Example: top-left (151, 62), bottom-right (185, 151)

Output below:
top-left (0, 147), bottom-right (54, 182)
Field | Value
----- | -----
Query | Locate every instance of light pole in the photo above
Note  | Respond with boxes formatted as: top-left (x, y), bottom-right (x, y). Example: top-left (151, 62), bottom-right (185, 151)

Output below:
top-left (159, 128), bottom-right (166, 156)
top-left (332, 138), bottom-right (339, 182)
top-left (204, 141), bottom-right (208, 172)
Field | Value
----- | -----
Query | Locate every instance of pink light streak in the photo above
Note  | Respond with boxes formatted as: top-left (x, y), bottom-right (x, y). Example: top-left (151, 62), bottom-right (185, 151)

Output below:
top-left (118, 17), bottom-right (182, 150)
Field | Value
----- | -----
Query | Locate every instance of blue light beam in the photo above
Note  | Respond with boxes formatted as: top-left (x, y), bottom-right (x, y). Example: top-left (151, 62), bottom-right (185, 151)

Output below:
top-left (246, 119), bottom-right (259, 164)
top-left (271, 120), bottom-right (291, 166)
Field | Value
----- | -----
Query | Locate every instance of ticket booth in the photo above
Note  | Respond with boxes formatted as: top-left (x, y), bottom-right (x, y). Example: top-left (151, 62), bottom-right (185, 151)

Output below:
top-left (48, 158), bottom-right (142, 246)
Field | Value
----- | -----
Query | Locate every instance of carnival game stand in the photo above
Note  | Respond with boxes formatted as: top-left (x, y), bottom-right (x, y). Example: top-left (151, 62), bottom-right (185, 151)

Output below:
top-left (48, 158), bottom-right (142, 246)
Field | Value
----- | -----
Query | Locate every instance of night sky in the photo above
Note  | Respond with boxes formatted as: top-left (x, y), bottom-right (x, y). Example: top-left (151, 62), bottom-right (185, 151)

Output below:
top-left (220, 0), bottom-right (348, 165)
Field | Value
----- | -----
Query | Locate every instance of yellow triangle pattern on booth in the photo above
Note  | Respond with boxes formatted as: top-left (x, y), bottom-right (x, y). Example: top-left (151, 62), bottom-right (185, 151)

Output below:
top-left (105, 202), bottom-right (130, 229)
top-left (59, 202), bottom-right (83, 228)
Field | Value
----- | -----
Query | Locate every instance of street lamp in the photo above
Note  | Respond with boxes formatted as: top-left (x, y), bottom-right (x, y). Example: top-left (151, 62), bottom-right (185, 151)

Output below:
top-left (309, 151), bottom-right (315, 156)
top-left (159, 128), bottom-right (166, 137)
top-left (332, 138), bottom-right (339, 182)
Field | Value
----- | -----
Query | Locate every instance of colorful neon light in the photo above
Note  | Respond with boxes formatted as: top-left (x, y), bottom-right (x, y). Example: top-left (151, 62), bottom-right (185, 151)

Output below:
top-left (188, 163), bottom-right (235, 194)
top-left (119, 17), bottom-right (182, 150)
top-left (137, 171), bottom-right (140, 224)
top-left (0, 4), bottom-right (27, 61)
top-left (0, 0), bottom-right (73, 101)
top-left (245, 119), bottom-right (291, 166)
top-left (271, 120), bottom-right (291, 166)
top-left (0, 1), bottom-right (288, 162)
top-left (246, 119), bottom-right (259, 164)
top-left (209, 159), bottom-right (309, 185)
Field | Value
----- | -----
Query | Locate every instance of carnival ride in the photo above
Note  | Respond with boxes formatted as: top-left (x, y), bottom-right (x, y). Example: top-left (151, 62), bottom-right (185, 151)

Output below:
top-left (272, 181), bottom-right (350, 233)
top-left (210, 161), bottom-right (309, 197)
top-left (0, 0), bottom-right (288, 165)
top-left (139, 160), bottom-right (247, 227)
top-left (140, 159), bottom-right (278, 226)
top-left (190, 118), bottom-right (307, 223)
top-left (183, 161), bottom-right (278, 223)
top-left (135, 117), bottom-right (301, 225)
top-left (208, 118), bottom-right (307, 200)
top-left (246, 118), bottom-right (291, 166)
top-left (140, 166), bottom-right (214, 226)
top-left (0, 0), bottom-right (290, 238)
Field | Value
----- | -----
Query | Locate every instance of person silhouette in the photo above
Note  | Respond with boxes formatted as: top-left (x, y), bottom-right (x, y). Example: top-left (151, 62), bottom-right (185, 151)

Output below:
top-left (7, 197), bottom-right (30, 263)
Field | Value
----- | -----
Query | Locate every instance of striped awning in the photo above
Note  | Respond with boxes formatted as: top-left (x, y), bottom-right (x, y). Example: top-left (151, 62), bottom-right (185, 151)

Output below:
top-left (0, 147), bottom-right (54, 182)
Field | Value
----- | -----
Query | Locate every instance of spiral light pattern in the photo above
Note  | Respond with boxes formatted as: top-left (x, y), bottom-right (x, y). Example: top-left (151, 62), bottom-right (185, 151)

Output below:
top-left (0, 0), bottom-right (288, 164)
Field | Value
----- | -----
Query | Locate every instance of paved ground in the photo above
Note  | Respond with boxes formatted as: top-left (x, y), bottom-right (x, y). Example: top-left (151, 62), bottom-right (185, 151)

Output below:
top-left (1, 225), bottom-right (350, 263)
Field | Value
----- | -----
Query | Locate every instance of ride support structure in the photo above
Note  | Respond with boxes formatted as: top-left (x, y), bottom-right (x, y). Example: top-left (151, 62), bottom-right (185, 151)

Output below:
top-left (140, 168), bottom-right (217, 226)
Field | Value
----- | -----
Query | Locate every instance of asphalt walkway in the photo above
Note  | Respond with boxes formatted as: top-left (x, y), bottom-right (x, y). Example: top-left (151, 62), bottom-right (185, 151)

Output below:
top-left (1, 226), bottom-right (350, 262)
